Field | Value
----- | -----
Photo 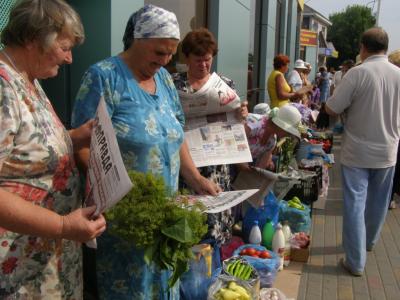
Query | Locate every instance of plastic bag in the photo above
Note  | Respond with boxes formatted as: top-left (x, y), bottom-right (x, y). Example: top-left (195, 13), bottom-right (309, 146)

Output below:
top-left (243, 191), bottom-right (280, 241)
top-left (260, 287), bottom-right (288, 300)
top-left (278, 200), bottom-right (311, 233)
top-left (233, 245), bottom-right (280, 288)
top-left (180, 244), bottom-right (221, 300)
top-left (207, 274), bottom-right (259, 300)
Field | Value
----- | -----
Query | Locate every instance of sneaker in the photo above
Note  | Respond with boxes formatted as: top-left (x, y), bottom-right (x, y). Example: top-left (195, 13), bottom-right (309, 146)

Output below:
top-left (340, 258), bottom-right (363, 277)
top-left (389, 200), bottom-right (397, 210)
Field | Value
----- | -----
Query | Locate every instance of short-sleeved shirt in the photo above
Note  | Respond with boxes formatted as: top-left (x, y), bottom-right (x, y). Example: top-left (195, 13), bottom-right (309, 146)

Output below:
top-left (246, 114), bottom-right (277, 162)
top-left (327, 55), bottom-right (400, 168)
top-left (71, 56), bottom-right (185, 299)
top-left (72, 56), bottom-right (185, 191)
top-left (287, 69), bottom-right (303, 91)
top-left (0, 62), bottom-right (82, 298)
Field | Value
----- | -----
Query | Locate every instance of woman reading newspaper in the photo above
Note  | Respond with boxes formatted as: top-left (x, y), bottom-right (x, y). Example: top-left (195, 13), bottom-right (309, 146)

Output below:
top-left (172, 28), bottom-right (248, 247)
top-left (71, 5), bottom-right (219, 299)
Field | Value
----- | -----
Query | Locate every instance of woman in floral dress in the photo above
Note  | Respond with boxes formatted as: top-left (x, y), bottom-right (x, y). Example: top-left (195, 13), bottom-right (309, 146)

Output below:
top-left (172, 28), bottom-right (249, 247)
top-left (0, 1), bottom-right (106, 299)
top-left (71, 5), bottom-right (218, 300)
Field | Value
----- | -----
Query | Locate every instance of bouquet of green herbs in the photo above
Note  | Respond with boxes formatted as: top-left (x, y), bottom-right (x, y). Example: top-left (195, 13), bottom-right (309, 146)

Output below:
top-left (106, 171), bottom-right (208, 287)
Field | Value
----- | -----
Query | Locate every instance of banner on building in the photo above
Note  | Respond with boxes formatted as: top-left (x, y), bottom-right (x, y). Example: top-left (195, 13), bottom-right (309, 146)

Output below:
top-left (298, 0), bottom-right (304, 10)
top-left (300, 30), bottom-right (318, 47)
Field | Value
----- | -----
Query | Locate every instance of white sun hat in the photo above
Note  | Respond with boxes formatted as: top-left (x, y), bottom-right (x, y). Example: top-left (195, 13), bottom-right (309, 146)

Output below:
top-left (253, 103), bottom-right (271, 115)
top-left (270, 105), bottom-right (302, 138)
top-left (294, 59), bottom-right (307, 69)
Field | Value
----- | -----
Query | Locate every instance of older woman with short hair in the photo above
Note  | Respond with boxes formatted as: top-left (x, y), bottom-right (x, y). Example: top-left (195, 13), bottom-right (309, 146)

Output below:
top-left (0, 0), bottom-right (106, 298)
top-left (267, 54), bottom-right (303, 108)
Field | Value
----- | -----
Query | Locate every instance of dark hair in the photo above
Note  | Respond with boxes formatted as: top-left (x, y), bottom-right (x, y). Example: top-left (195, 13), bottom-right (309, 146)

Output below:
top-left (342, 59), bottom-right (354, 69)
top-left (181, 28), bottom-right (218, 57)
top-left (319, 66), bottom-right (327, 72)
top-left (273, 54), bottom-right (290, 69)
top-left (1, 0), bottom-right (84, 49)
top-left (360, 27), bottom-right (388, 53)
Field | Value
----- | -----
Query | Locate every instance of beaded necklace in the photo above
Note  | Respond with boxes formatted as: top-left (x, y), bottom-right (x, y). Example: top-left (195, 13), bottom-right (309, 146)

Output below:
top-left (1, 49), bottom-right (38, 111)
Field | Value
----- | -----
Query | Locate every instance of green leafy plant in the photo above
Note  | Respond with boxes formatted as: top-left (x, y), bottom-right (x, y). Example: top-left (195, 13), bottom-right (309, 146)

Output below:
top-left (106, 171), bottom-right (208, 288)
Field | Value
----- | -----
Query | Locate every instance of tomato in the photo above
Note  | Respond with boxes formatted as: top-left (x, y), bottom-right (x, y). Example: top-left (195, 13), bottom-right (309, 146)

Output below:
top-left (246, 248), bottom-right (256, 256)
top-left (240, 250), bottom-right (248, 256)
top-left (255, 250), bottom-right (261, 257)
top-left (259, 251), bottom-right (272, 259)
top-left (251, 254), bottom-right (259, 258)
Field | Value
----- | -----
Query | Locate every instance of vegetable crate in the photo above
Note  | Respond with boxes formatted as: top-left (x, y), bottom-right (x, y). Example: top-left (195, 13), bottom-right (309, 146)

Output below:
top-left (284, 174), bottom-right (319, 207)
top-left (299, 165), bottom-right (323, 190)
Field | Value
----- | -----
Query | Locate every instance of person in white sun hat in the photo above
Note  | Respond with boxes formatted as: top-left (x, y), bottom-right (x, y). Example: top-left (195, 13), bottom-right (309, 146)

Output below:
top-left (245, 105), bottom-right (302, 170)
top-left (288, 59), bottom-right (308, 92)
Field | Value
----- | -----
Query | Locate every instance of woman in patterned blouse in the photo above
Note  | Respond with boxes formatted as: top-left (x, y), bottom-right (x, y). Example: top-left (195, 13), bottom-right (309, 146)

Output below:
top-left (0, 1), bottom-right (106, 298)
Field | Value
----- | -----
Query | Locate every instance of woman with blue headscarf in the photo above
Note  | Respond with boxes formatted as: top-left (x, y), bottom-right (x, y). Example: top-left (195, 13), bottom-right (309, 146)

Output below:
top-left (71, 4), bottom-right (219, 299)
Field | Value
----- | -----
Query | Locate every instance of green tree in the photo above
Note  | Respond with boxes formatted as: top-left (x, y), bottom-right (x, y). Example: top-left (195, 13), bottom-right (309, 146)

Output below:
top-left (327, 5), bottom-right (375, 69)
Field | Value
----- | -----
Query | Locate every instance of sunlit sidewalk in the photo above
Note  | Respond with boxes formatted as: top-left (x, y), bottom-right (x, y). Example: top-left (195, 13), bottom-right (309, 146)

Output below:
top-left (295, 135), bottom-right (400, 300)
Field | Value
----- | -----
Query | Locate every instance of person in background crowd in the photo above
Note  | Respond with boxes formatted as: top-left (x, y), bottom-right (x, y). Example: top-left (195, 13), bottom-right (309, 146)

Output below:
top-left (315, 102), bottom-right (330, 130)
top-left (287, 59), bottom-right (308, 92)
top-left (172, 27), bottom-right (248, 299)
top-left (72, 5), bottom-right (219, 299)
top-left (0, 0), bottom-right (106, 298)
top-left (388, 49), bottom-right (400, 209)
top-left (326, 27), bottom-right (400, 277)
top-left (172, 27), bottom-right (248, 250)
top-left (317, 66), bottom-right (330, 102)
top-left (245, 105), bottom-right (302, 171)
top-left (267, 55), bottom-right (305, 108)
top-left (331, 65), bottom-right (342, 94)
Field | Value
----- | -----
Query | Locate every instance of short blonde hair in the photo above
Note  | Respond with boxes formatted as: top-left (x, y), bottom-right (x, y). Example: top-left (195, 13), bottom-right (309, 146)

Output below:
top-left (388, 49), bottom-right (400, 67)
top-left (1, 0), bottom-right (84, 50)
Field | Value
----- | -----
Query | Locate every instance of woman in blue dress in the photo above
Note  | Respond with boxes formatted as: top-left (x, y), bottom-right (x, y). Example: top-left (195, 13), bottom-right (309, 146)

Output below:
top-left (71, 5), bottom-right (219, 299)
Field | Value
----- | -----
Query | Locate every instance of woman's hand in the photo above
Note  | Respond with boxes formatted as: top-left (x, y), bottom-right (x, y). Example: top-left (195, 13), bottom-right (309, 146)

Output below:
top-left (68, 119), bottom-right (95, 151)
top-left (235, 101), bottom-right (249, 122)
top-left (187, 175), bottom-right (222, 196)
top-left (61, 206), bottom-right (106, 242)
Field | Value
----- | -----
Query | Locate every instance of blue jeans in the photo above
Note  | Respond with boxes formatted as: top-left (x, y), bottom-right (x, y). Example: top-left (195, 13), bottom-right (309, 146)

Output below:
top-left (341, 165), bottom-right (395, 272)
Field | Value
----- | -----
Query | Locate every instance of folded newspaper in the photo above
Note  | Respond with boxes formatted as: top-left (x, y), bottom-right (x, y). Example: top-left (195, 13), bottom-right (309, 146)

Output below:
top-left (85, 98), bottom-right (133, 216)
top-left (179, 72), bottom-right (252, 167)
top-left (177, 189), bottom-right (259, 214)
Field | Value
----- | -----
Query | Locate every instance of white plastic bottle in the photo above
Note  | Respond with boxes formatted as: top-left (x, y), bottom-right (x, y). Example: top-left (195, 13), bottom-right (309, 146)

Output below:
top-left (249, 220), bottom-right (262, 245)
top-left (272, 223), bottom-right (285, 271)
top-left (282, 221), bottom-right (292, 267)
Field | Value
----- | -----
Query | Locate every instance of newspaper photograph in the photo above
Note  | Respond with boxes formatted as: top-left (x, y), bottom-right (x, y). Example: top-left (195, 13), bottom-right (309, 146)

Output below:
top-left (180, 72), bottom-right (253, 167)
top-left (178, 189), bottom-right (259, 214)
top-left (85, 98), bottom-right (133, 215)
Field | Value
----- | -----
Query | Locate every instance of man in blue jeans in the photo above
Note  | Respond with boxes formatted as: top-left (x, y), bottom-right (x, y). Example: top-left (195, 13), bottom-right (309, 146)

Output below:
top-left (326, 27), bottom-right (400, 276)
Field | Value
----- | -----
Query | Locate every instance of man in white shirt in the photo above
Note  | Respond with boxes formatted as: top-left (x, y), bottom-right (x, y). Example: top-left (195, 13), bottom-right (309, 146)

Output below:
top-left (287, 59), bottom-right (307, 91)
top-left (326, 28), bottom-right (400, 276)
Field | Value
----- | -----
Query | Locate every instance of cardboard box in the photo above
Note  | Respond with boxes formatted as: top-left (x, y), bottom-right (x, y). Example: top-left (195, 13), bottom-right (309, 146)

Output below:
top-left (290, 246), bottom-right (310, 262)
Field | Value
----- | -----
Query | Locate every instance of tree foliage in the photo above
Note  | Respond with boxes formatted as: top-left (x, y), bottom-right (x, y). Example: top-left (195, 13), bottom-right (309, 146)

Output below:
top-left (327, 5), bottom-right (375, 68)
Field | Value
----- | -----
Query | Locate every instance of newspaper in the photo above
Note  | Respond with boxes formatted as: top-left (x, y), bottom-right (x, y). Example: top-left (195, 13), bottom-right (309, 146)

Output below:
top-left (85, 98), bottom-right (133, 216)
top-left (179, 189), bottom-right (259, 214)
top-left (179, 72), bottom-right (252, 167)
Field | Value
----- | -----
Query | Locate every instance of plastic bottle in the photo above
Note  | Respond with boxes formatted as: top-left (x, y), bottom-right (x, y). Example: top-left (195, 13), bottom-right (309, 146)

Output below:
top-left (272, 223), bottom-right (285, 271)
top-left (282, 221), bottom-right (292, 267)
top-left (261, 219), bottom-right (274, 250)
top-left (248, 220), bottom-right (262, 245)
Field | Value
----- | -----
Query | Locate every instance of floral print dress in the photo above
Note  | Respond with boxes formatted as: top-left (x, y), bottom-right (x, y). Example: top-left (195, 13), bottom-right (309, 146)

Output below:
top-left (72, 56), bottom-right (184, 300)
top-left (0, 63), bottom-right (82, 299)
top-left (172, 72), bottom-right (236, 246)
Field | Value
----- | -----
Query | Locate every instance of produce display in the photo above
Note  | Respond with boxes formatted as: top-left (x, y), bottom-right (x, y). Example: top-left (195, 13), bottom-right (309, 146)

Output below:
top-left (239, 247), bottom-right (272, 259)
top-left (213, 282), bottom-right (251, 300)
top-left (106, 171), bottom-right (208, 287)
top-left (226, 260), bottom-right (255, 280)
top-left (287, 196), bottom-right (305, 210)
top-left (290, 232), bottom-right (310, 249)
